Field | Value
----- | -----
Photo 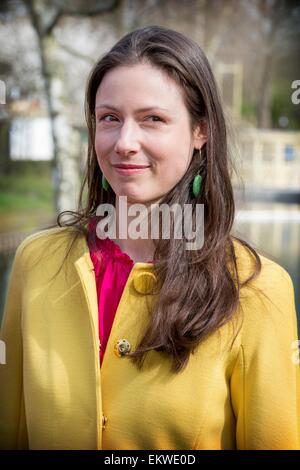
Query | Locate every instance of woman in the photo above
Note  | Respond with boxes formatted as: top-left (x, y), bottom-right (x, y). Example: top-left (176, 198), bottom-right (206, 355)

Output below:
top-left (0, 25), bottom-right (299, 450)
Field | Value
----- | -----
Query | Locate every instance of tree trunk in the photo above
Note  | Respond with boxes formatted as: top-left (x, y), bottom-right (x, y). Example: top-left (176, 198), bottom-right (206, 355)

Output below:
top-left (256, 2), bottom-right (282, 129)
top-left (26, 6), bottom-right (82, 214)
top-left (49, 75), bottom-right (82, 214)
top-left (257, 48), bottom-right (273, 128)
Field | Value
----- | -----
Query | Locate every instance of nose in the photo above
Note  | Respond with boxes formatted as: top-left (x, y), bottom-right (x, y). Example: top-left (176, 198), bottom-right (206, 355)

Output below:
top-left (114, 119), bottom-right (141, 156)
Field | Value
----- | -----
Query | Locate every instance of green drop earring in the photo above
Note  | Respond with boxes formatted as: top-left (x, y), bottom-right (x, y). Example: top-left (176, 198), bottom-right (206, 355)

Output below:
top-left (192, 148), bottom-right (203, 198)
top-left (192, 174), bottom-right (202, 198)
top-left (102, 174), bottom-right (109, 191)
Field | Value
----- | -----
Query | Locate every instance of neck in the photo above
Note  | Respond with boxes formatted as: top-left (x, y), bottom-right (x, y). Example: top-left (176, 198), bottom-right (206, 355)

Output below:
top-left (113, 195), bottom-right (160, 263)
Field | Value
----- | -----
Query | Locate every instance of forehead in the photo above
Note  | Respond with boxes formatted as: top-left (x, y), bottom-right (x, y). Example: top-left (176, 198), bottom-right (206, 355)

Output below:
top-left (95, 63), bottom-right (185, 108)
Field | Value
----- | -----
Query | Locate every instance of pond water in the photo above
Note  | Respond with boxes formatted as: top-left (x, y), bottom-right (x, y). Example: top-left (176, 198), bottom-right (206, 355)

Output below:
top-left (233, 202), bottom-right (300, 323)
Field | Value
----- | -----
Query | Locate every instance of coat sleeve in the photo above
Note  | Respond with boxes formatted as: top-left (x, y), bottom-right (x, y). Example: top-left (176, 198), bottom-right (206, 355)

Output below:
top-left (0, 244), bottom-right (29, 449)
top-left (230, 264), bottom-right (300, 449)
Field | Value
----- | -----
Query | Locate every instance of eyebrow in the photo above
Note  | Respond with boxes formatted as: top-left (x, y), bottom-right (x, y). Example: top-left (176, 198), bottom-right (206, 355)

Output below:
top-left (95, 104), bottom-right (170, 113)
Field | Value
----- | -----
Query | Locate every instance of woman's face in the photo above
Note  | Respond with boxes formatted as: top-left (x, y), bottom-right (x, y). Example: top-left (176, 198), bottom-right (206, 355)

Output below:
top-left (94, 62), bottom-right (206, 205)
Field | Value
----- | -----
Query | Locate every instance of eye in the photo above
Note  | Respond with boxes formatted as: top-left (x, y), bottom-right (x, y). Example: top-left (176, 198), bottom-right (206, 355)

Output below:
top-left (99, 114), bottom-right (118, 122)
top-left (145, 115), bottom-right (164, 123)
top-left (97, 114), bottom-right (164, 124)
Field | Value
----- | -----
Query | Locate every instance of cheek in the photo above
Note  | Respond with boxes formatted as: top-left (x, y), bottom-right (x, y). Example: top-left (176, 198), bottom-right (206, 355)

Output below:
top-left (94, 136), bottom-right (108, 172)
top-left (157, 142), bottom-right (192, 177)
top-left (94, 131), bottom-right (112, 156)
top-left (94, 133), bottom-right (103, 156)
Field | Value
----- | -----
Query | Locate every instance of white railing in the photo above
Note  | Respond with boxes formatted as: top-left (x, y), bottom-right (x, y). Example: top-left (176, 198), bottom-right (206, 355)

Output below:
top-left (234, 128), bottom-right (300, 190)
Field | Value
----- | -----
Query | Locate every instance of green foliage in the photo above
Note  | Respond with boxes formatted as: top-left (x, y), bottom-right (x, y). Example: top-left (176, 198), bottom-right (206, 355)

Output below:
top-left (241, 98), bottom-right (257, 125)
top-left (271, 79), bottom-right (300, 130)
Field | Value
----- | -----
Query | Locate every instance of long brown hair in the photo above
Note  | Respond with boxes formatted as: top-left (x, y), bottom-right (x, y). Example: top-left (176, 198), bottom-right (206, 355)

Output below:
top-left (56, 25), bottom-right (261, 373)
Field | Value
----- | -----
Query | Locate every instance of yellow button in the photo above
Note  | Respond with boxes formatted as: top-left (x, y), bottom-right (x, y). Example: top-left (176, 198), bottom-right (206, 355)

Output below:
top-left (114, 339), bottom-right (131, 357)
top-left (133, 272), bottom-right (157, 294)
top-left (102, 414), bottom-right (108, 429)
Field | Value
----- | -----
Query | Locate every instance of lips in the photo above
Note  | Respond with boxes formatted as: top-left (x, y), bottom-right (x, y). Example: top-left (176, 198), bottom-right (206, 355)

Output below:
top-left (112, 164), bottom-right (150, 169)
top-left (112, 163), bottom-right (151, 176)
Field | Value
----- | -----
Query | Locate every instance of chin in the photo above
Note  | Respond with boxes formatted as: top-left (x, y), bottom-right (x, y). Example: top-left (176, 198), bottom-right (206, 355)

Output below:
top-left (126, 194), bottom-right (147, 205)
top-left (116, 192), bottom-right (157, 206)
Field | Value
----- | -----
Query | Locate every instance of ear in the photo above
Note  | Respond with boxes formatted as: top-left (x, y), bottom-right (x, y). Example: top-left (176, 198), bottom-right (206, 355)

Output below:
top-left (193, 120), bottom-right (207, 150)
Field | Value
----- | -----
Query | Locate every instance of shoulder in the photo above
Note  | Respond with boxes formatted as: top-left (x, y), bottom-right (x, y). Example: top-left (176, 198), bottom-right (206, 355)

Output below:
top-left (15, 225), bottom-right (74, 255)
top-left (13, 225), bottom-right (86, 269)
top-left (231, 238), bottom-right (297, 347)
top-left (232, 237), bottom-right (293, 294)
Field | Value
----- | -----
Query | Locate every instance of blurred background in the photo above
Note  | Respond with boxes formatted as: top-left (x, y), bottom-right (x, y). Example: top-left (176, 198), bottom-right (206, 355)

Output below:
top-left (0, 0), bottom-right (299, 323)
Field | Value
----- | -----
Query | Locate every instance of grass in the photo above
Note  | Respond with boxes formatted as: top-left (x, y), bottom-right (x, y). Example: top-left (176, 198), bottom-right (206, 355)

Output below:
top-left (0, 166), bottom-right (56, 232)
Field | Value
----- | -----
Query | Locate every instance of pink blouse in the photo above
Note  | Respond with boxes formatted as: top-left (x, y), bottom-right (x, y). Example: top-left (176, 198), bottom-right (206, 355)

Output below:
top-left (87, 217), bottom-right (153, 366)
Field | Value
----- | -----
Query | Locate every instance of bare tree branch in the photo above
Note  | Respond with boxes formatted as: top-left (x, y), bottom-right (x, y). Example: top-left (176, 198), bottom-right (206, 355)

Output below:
top-left (44, 9), bottom-right (63, 36)
top-left (52, 0), bottom-right (120, 17)
top-left (23, 0), bottom-right (121, 38)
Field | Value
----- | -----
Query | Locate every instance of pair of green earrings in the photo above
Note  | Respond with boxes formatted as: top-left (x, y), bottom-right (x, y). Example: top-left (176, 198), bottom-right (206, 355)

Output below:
top-left (102, 173), bottom-right (202, 197)
top-left (101, 149), bottom-right (203, 198)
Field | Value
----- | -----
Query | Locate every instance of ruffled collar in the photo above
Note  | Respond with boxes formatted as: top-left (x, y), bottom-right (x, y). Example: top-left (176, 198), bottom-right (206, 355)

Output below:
top-left (87, 216), bottom-right (148, 265)
top-left (95, 235), bottom-right (134, 265)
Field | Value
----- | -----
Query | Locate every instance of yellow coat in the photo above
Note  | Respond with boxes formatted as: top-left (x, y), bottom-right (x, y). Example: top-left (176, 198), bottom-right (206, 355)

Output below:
top-left (0, 227), bottom-right (299, 450)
